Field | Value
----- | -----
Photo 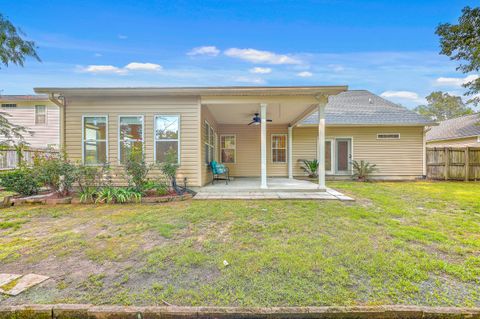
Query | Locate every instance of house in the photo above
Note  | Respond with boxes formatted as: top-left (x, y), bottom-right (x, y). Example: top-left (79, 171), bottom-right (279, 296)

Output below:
top-left (33, 86), bottom-right (434, 189)
top-left (0, 95), bottom-right (60, 149)
top-left (426, 113), bottom-right (480, 147)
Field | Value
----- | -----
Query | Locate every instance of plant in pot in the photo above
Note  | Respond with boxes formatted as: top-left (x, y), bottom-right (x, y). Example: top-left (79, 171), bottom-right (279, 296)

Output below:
top-left (301, 159), bottom-right (319, 178)
top-left (352, 160), bottom-right (377, 182)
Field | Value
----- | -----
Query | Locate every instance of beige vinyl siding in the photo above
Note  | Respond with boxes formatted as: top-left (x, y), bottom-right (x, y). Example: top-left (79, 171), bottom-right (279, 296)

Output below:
top-left (200, 105), bottom-right (219, 185)
top-left (216, 124), bottom-right (288, 178)
top-left (427, 136), bottom-right (480, 147)
top-left (0, 101), bottom-right (59, 148)
top-left (292, 126), bottom-right (424, 177)
top-left (64, 96), bottom-right (202, 186)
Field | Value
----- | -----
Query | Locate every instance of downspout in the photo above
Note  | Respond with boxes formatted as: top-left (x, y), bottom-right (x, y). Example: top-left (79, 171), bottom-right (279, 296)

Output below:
top-left (48, 93), bottom-right (66, 151)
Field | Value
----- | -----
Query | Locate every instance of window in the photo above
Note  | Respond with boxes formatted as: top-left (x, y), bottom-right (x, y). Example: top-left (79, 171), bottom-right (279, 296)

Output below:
top-left (155, 115), bottom-right (180, 163)
top-left (377, 133), bottom-right (400, 139)
top-left (221, 135), bottom-right (236, 163)
top-left (204, 121), bottom-right (215, 164)
top-left (119, 116), bottom-right (144, 164)
top-left (35, 105), bottom-right (46, 124)
top-left (83, 116), bottom-right (107, 165)
top-left (1, 103), bottom-right (16, 108)
top-left (271, 134), bottom-right (287, 163)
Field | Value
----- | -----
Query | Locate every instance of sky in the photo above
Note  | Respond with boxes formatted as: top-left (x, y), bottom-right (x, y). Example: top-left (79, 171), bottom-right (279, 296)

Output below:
top-left (0, 0), bottom-right (479, 108)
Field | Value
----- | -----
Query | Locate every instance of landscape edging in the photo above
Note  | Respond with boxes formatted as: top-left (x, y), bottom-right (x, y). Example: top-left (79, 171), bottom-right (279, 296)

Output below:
top-left (0, 304), bottom-right (479, 319)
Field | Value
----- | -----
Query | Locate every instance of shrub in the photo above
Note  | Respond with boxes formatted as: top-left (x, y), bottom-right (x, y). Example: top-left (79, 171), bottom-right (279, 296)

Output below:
top-left (143, 180), bottom-right (170, 196)
top-left (0, 168), bottom-right (39, 196)
top-left (34, 154), bottom-right (78, 196)
top-left (160, 149), bottom-right (180, 193)
top-left (95, 186), bottom-right (142, 204)
top-left (352, 160), bottom-right (377, 182)
top-left (77, 164), bottom-right (110, 203)
top-left (301, 159), bottom-right (319, 178)
top-left (123, 145), bottom-right (151, 192)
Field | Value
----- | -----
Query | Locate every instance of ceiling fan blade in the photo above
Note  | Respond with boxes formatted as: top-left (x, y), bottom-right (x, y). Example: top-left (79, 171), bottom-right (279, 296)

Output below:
top-left (248, 121), bottom-right (255, 125)
top-left (267, 119), bottom-right (273, 122)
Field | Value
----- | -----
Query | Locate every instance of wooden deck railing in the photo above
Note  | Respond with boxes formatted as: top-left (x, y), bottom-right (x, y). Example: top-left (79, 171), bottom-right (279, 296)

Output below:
top-left (0, 148), bottom-right (59, 170)
top-left (426, 147), bottom-right (480, 181)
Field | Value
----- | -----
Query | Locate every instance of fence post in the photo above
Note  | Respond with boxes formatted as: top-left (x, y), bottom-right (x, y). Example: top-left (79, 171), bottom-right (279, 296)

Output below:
top-left (465, 147), bottom-right (470, 181)
top-left (444, 147), bottom-right (449, 180)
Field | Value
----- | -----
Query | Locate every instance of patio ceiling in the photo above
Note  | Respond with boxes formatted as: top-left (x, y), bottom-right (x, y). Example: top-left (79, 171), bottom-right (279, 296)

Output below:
top-left (201, 87), bottom-right (347, 126)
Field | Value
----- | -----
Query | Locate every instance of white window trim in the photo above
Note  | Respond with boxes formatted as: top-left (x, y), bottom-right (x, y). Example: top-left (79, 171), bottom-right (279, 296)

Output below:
top-left (325, 138), bottom-right (334, 175)
top-left (118, 115), bottom-right (145, 165)
top-left (82, 114), bottom-right (109, 166)
top-left (271, 134), bottom-right (287, 164)
top-left (220, 134), bottom-right (236, 164)
top-left (204, 120), bottom-right (215, 165)
top-left (377, 133), bottom-right (400, 140)
top-left (35, 105), bottom-right (47, 125)
top-left (154, 114), bottom-right (181, 164)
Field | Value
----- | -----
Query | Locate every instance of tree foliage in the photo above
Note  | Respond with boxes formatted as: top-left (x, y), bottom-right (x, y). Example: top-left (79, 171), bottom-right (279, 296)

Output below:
top-left (0, 13), bottom-right (40, 67)
top-left (414, 91), bottom-right (474, 121)
top-left (436, 6), bottom-right (480, 105)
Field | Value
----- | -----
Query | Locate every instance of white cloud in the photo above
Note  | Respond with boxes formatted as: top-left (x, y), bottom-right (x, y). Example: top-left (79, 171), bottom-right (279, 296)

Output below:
top-left (380, 90), bottom-right (424, 103)
top-left (81, 65), bottom-right (126, 74)
top-left (249, 67), bottom-right (272, 74)
top-left (187, 46), bottom-right (220, 56)
top-left (224, 48), bottom-right (301, 65)
top-left (124, 62), bottom-right (162, 71)
top-left (80, 62), bottom-right (162, 74)
top-left (297, 71), bottom-right (313, 77)
top-left (94, 53), bottom-right (102, 57)
top-left (234, 76), bottom-right (266, 84)
top-left (435, 74), bottom-right (478, 87)
top-left (328, 64), bottom-right (345, 72)
top-left (118, 34), bottom-right (128, 40)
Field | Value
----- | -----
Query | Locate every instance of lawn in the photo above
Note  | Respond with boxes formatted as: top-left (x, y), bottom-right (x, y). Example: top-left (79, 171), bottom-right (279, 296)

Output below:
top-left (0, 181), bottom-right (479, 307)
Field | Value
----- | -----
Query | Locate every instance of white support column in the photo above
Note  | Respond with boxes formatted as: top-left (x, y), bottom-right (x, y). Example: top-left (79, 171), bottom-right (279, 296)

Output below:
top-left (260, 103), bottom-right (268, 189)
top-left (317, 103), bottom-right (326, 191)
top-left (288, 126), bottom-right (293, 179)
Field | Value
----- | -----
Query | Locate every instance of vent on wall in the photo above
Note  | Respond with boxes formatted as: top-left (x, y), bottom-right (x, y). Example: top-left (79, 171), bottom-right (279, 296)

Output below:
top-left (377, 133), bottom-right (400, 139)
top-left (1, 103), bottom-right (17, 108)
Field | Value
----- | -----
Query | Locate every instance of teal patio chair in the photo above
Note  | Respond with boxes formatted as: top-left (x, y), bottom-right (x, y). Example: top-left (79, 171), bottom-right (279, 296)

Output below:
top-left (210, 160), bottom-right (230, 184)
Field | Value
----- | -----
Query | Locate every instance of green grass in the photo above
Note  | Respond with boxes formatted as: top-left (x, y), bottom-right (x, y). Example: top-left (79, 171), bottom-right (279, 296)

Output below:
top-left (0, 181), bottom-right (479, 307)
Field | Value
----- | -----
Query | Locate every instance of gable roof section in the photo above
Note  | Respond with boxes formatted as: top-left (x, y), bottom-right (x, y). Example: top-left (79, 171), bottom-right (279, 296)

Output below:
top-left (426, 113), bottom-right (480, 141)
top-left (300, 90), bottom-right (435, 126)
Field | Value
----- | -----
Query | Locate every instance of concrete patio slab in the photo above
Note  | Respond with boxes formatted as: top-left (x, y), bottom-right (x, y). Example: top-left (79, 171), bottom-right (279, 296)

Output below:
top-left (193, 177), bottom-right (354, 201)
top-left (0, 274), bottom-right (49, 296)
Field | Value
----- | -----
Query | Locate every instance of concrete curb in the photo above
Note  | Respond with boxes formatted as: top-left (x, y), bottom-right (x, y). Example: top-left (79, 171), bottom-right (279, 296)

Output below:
top-left (0, 305), bottom-right (480, 319)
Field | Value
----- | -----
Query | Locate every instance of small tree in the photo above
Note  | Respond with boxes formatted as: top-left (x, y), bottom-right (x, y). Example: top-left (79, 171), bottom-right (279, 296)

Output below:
top-left (436, 6), bottom-right (480, 105)
top-left (301, 159), bottom-right (319, 178)
top-left (160, 149), bottom-right (180, 194)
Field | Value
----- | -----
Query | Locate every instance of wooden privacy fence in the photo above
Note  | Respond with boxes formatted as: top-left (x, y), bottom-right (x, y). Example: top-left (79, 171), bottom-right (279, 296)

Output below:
top-left (0, 148), bottom-right (59, 170)
top-left (426, 147), bottom-right (480, 181)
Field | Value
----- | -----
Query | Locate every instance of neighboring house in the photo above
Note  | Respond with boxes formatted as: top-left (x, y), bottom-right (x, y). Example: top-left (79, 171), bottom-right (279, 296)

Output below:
top-left (426, 113), bottom-right (480, 147)
top-left (34, 86), bottom-right (434, 188)
top-left (0, 95), bottom-right (60, 149)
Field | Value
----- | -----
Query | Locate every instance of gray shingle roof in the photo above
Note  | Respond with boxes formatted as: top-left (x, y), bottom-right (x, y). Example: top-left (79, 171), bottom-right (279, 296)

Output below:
top-left (300, 90), bottom-right (434, 126)
top-left (426, 113), bottom-right (480, 141)
top-left (0, 94), bottom-right (48, 101)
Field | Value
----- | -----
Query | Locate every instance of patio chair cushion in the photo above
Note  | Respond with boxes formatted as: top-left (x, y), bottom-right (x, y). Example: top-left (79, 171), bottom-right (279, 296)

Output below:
top-left (210, 161), bottom-right (227, 174)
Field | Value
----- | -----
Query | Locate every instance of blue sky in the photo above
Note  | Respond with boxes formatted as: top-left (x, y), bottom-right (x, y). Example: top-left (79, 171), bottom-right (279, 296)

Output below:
top-left (0, 0), bottom-right (478, 108)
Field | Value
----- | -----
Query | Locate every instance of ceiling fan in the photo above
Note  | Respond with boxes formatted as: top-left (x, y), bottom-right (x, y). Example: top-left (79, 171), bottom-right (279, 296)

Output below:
top-left (248, 113), bottom-right (273, 125)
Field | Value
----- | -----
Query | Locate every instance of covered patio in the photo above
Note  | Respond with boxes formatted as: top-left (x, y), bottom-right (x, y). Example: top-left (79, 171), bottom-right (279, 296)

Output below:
top-left (200, 86), bottom-right (348, 190)
top-left (193, 177), bottom-right (354, 200)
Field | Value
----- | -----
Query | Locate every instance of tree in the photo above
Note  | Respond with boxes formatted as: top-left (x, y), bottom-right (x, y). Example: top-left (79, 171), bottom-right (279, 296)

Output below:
top-left (0, 13), bottom-right (40, 67)
top-left (414, 91), bottom-right (474, 121)
top-left (436, 6), bottom-right (480, 105)
top-left (0, 13), bottom-right (40, 145)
